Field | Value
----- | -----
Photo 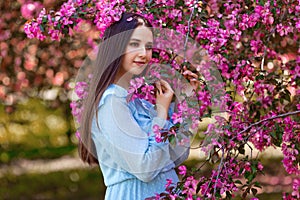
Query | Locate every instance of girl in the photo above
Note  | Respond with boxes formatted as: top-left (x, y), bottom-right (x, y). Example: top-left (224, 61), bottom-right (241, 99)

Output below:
top-left (78, 13), bottom-right (190, 199)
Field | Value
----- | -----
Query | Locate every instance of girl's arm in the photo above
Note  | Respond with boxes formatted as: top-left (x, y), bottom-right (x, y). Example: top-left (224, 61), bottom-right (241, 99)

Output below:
top-left (93, 94), bottom-right (182, 182)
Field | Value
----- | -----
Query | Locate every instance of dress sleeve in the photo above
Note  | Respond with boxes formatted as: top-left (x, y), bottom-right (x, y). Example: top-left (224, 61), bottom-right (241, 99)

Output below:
top-left (130, 98), bottom-right (190, 168)
top-left (129, 98), bottom-right (190, 168)
top-left (169, 136), bottom-right (190, 167)
top-left (94, 94), bottom-right (175, 182)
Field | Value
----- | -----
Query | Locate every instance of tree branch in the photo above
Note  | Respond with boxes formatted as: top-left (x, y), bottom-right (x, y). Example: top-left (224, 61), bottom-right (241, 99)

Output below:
top-left (183, 0), bottom-right (199, 61)
top-left (237, 110), bottom-right (300, 136)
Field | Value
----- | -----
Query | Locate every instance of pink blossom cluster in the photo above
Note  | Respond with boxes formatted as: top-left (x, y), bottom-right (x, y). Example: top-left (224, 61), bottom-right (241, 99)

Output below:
top-left (24, 0), bottom-right (126, 40)
top-left (182, 176), bottom-right (199, 199)
top-left (153, 124), bottom-right (163, 143)
top-left (94, 0), bottom-right (126, 37)
top-left (283, 178), bottom-right (300, 200)
top-left (291, 178), bottom-right (300, 199)
top-left (24, 0), bottom-right (81, 41)
top-left (24, 8), bottom-right (47, 40)
top-left (128, 76), bottom-right (156, 103)
top-left (128, 77), bottom-right (145, 95)
top-left (281, 117), bottom-right (300, 175)
top-left (70, 81), bottom-right (89, 125)
top-left (164, 158), bottom-right (264, 199)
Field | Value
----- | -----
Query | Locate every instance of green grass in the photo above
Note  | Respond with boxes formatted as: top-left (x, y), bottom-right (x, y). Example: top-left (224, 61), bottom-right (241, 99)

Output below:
top-left (0, 168), bottom-right (106, 200)
top-left (0, 144), bottom-right (77, 164)
top-left (0, 167), bottom-right (283, 200)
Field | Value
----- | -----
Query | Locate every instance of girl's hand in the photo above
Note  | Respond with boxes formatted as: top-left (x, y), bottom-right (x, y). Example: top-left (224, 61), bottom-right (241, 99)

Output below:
top-left (155, 79), bottom-right (174, 120)
top-left (182, 66), bottom-right (200, 91)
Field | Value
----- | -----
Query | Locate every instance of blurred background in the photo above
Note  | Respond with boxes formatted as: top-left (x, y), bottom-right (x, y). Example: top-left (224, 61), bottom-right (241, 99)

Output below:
top-left (1, 0), bottom-right (106, 199)
top-left (0, 0), bottom-right (294, 199)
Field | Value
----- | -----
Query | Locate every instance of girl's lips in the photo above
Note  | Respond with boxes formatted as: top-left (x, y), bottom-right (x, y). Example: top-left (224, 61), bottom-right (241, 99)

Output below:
top-left (133, 61), bottom-right (146, 66)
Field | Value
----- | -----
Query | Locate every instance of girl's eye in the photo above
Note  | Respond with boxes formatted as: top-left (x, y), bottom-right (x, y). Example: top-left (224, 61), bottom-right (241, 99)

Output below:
top-left (129, 42), bottom-right (139, 47)
top-left (146, 45), bottom-right (153, 50)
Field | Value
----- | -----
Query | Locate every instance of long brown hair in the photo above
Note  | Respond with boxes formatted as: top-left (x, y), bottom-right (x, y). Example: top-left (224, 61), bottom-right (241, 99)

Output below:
top-left (78, 13), bottom-right (153, 165)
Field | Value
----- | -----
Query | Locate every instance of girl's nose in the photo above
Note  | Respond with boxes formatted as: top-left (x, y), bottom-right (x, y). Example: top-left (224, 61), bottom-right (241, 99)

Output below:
top-left (138, 47), bottom-right (147, 57)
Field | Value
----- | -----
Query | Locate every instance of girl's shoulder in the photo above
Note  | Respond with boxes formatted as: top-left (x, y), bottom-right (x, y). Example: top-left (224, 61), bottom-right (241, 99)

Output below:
top-left (98, 84), bottom-right (128, 108)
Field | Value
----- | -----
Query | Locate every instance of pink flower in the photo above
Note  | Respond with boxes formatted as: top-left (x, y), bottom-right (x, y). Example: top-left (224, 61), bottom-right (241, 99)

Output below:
top-left (48, 29), bottom-right (60, 41)
top-left (153, 124), bottom-right (162, 143)
top-left (291, 178), bottom-right (300, 198)
top-left (178, 165), bottom-right (187, 176)
top-left (165, 178), bottom-right (173, 188)
top-left (75, 130), bottom-right (81, 140)
top-left (182, 176), bottom-right (198, 197)
top-left (276, 23), bottom-right (293, 36)
top-left (244, 162), bottom-right (251, 172)
top-left (257, 162), bottom-right (264, 171)
top-left (171, 112), bottom-right (183, 124)
top-left (21, 2), bottom-right (43, 20)
top-left (75, 81), bottom-right (89, 99)
top-left (296, 20), bottom-right (300, 30)
top-left (128, 77), bottom-right (144, 94)
top-left (204, 124), bottom-right (215, 135)
top-left (141, 84), bottom-right (155, 100)
top-left (138, 0), bottom-right (148, 5)
top-left (250, 39), bottom-right (263, 55)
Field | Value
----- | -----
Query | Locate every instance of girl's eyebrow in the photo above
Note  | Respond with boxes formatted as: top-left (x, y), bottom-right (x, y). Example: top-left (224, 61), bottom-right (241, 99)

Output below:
top-left (130, 38), bottom-right (141, 41)
top-left (130, 38), bottom-right (153, 44)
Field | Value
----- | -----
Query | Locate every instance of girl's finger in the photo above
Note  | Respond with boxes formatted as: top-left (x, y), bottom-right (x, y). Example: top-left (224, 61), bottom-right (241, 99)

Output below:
top-left (159, 79), bottom-right (173, 93)
top-left (155, 81), bottom-right (162, 94)
top-left (183, 70), bottom-right (198, 79)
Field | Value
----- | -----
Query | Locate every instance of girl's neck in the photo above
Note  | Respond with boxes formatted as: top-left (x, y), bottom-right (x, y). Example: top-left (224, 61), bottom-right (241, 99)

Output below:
top-left (113, 73), bottom-right (132, 90)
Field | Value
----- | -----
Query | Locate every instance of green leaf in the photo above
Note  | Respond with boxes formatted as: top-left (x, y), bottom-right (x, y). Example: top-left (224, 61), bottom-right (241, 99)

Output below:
top-left (251, 188), bottom-right (258, 196)
top-left (238, 145), bottom-right (245, 155)
top-left (132, 3), bottom-right (137, 9)
top-left (255, 74), bottom-right (264, 80)
top-left (254, 22), bottom-right (261, 29)
top-left (245, 171), bottom-right (255, 183)
top-left (196, 182), bottom-right (201, 194)
top-left (56, 23), bottom-right (61, 29)
top-left (259, 0), bottom-right (265, 6)
top-left (239, 167), bottom-right (244, 174)
top-left (42, 16), bottom-right (48, 24)
top-left (62, 26), bottom-right (69, 35)
top-left (235, 180), bottom-right (243, 185)
top-left (282, 89), bottom-right (291, 102)
top-left (295, 77), bottom-right (300, 85)
top-left (223, 125), bottom-right (231, 130)
top-left (271, 123), bottom-right (283, 146)
top-left (168, 134), bottom-right (176, 145)
top-left (242, 188), bottom-right (249, 199)
top-left (254, 181), bottom-right (262, 189)
top-left (39, 25), bottom-right (45, 33)
top-left (248, 174), bottom-right (255, 182)
top-left (226, 191), bottom-right (232, 198)
top-left (251, 163), bottom-right (257, 174)
top-left (215, 191), bottom-right (222, 198)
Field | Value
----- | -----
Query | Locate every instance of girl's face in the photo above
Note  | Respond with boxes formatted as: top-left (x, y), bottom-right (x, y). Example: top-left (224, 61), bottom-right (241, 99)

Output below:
top-left (119, 25), bottom-right (153, 77)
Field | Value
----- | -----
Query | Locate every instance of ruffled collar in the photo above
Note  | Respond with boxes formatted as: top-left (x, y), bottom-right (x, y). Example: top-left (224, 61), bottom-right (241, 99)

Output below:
top-left (109, 84), bottom-right (128, 98)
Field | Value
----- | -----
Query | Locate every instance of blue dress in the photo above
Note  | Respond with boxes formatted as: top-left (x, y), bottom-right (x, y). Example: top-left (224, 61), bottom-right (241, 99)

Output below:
top-left (91, 84), bottom-right (189, 200)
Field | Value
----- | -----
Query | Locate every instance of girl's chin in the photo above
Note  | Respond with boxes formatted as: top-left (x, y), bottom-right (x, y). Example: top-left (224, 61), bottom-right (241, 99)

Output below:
top-left (130, 66), bottom-right (146, 75)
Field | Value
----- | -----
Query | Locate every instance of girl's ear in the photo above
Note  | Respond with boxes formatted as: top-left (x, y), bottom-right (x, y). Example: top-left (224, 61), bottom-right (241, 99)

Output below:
top-left (136, 18), bottom-right (146, 26)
